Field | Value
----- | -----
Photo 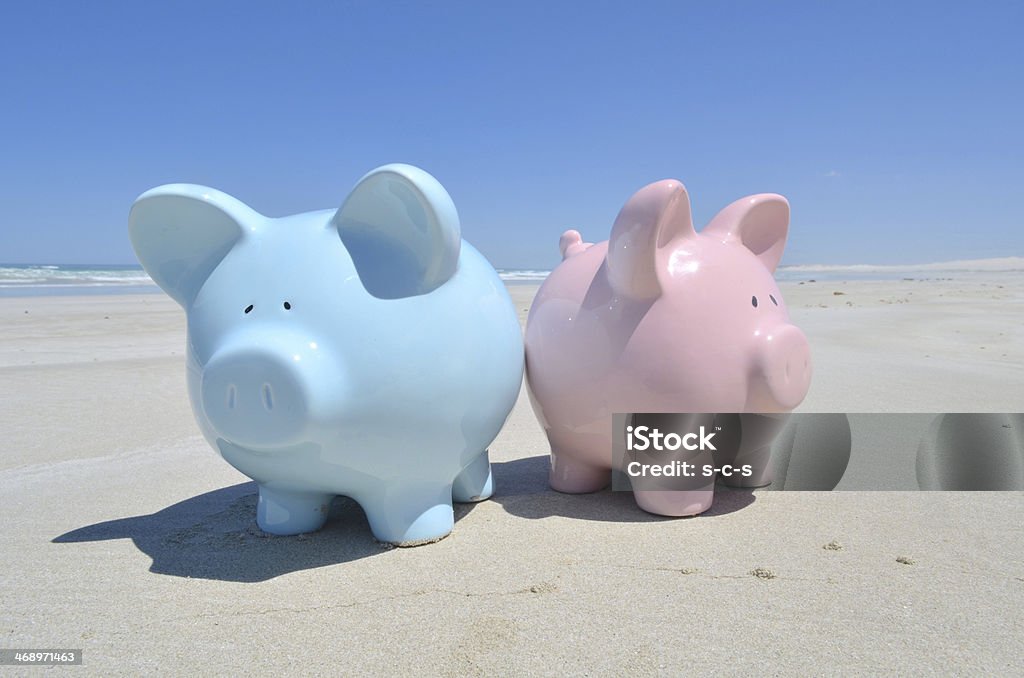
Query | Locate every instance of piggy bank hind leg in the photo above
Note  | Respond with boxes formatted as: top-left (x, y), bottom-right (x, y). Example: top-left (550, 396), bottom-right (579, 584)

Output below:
top-left (256, 485), bottom-right (333, 535)
top-left (452, 450), bottom-right (493, 503)
top-left (543, 427), bottom-right (611, 493)
top-left (549, 444), bottom-right (610, 494)
top-left (357, 484), bottom-right (455, 547)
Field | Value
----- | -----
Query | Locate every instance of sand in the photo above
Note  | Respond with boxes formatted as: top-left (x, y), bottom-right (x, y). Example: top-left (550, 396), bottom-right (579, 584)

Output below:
top-left (1, 275), bottom-right (1022, 675)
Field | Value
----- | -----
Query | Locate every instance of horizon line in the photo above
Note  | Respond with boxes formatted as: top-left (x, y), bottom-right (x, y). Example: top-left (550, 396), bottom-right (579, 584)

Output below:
top-left (3, 256), bottom-right (1023, 271)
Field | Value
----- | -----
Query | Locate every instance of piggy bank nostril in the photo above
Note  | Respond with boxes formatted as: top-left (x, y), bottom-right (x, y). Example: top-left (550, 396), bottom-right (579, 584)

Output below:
top-left (757, 326), bottom-right (812, 410)
top-left (199, 350), bottom-right (313, 449)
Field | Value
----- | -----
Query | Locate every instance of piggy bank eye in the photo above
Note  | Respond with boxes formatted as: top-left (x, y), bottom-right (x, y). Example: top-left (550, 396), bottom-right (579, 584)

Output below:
top-left (751, 296), bottom-right (758, 308)
top-left (283, 301), bottom-right (292, 310)
top-left (244, 304), bottom-right (254, 314)
top-left (769, 294), bottom-right (778, 306)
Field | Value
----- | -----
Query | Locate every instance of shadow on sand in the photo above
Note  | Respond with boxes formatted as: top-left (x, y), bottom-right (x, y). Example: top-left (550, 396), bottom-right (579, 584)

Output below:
top-left (490, 455), bottom-right (756, 523)
top-left (54, 482), bottom-right (480, 583)
top-left (54, 455), bottom-right (754, 583)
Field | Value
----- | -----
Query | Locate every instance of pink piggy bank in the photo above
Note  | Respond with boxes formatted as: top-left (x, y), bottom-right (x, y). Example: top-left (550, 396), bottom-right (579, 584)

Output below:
top-left (525, 179), bottom-right (812, 517)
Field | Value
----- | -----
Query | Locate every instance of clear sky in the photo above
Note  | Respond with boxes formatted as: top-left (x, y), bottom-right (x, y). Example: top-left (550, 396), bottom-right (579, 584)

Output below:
top-left (1, 1), bottom-right (1021, 268)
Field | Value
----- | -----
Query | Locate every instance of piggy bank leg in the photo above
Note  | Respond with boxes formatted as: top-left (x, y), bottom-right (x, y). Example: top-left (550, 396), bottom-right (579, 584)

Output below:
top-left (720, 445), bottom-right (773, 488)
top-left (716, 414), bottom-right (787, 488)
top-left (256, 485), bottom-right (332, 535)
top-left (549, 449), bottom-right (609, 494)
top-left (359, 484), bottom-right (455, 546)
top-left (633, 489), bottom-right (715, 517)
top-left (452, 450), bottom-right (493, 503)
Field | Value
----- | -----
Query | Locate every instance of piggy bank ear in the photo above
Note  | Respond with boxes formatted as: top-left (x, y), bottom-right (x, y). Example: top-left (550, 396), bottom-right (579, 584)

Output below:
top-left (129, 185), bottom-right (253, 307)
top-left (333, 164), bottom-right (461, 299)
top-left (703, 194), bottom-right (790, 272)
top-left (607, 179), bottom-right (696, 299)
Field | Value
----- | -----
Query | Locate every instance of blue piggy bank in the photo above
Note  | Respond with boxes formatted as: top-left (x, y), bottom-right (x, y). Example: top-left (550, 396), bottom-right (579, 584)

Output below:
top-left (129, 164), bottom-right (523, 545)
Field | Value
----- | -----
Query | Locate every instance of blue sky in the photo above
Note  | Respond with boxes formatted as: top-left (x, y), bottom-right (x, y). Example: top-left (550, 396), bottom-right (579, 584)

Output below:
top-left (1, 1), bottom-right (1021, 268)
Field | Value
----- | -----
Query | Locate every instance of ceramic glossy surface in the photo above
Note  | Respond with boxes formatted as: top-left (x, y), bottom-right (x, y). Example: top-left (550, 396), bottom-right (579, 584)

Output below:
top-left (525, 179), bottom-right (811, 516)
top-left (129, 164), bottom-right (523, 545)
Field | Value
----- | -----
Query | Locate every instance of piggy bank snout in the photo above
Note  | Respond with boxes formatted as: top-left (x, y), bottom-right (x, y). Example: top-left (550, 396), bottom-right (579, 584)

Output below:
top-left (756, 324), bottom-right (812, 411)
top-left (200, 349), bottom-right (310, 448)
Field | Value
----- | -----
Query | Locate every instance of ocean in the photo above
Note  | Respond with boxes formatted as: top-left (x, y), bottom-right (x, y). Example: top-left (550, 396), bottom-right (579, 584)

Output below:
top-left (0, 264), bottom-right (156, 297)
top-left (0, 264), bottom-right (550, 297)
top-left (1, 259), bottom-right (1020, 297)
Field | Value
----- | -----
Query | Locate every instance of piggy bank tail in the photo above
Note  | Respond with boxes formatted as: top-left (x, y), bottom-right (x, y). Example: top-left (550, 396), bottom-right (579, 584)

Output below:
top-left (559, 230), bottom-right (593, 260)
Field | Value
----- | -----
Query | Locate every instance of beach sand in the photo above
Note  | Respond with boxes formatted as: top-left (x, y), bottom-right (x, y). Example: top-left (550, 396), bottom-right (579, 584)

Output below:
top-left (1, 276), bottom-right (1022, 674)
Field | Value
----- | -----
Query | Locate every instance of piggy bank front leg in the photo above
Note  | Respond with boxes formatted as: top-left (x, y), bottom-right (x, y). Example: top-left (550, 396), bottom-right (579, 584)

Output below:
top-left (357, 483), bottom-right (455, 546)
top-left (451, 450), bottom-right (493, 503)
top-left (715, 413), bottom-right (788, 488)
top-left (719, 445), bottom-right (773, 488)
top-left (256, 485), bottom-right (333, 535)
top-left (633, 488), bottom-right (715, 517)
